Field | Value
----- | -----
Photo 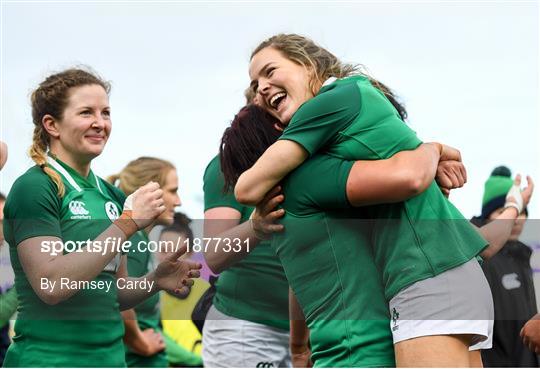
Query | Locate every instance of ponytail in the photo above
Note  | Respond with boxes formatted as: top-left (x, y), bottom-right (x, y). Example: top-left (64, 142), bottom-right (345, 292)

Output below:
top-left (29, 125), bottom-right (65, 197)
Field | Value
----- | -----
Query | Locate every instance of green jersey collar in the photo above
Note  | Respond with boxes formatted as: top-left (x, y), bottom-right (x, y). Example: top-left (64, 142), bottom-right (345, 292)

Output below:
top-left (47, 155), bottom-right (103, 194)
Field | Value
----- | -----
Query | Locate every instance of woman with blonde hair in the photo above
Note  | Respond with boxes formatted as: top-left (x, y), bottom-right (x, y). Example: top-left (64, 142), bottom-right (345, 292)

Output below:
top-left (2, 68), bottom-right (200, 367)
top-left (109, 156), bottom-right (188, 367)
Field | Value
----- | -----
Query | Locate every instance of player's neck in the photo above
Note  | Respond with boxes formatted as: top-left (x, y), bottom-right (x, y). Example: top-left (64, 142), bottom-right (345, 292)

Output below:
top-left (50, 149), bottom-right (92, 178)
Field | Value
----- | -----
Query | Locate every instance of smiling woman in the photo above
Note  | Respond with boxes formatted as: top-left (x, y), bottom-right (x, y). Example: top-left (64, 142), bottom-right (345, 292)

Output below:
top-left (109, 156), bottom-right (183, 368)
top-left (2, 67), bottom-right (200, 367)
top-left (235, 33), bottom-right (495, 367)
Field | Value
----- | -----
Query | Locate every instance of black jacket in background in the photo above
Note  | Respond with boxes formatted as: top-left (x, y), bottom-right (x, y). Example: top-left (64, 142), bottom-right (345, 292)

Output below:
top-left (472, 217), bottom-right (539, 367)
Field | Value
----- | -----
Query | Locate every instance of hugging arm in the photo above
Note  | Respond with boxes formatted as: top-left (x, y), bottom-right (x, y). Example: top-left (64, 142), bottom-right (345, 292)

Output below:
top-left (204, 191), bottom-right (284, 274)
top-left (347, 142), bottom-right (444, 205)
top-left (346, 142), bottom-right (468, 205)
top-left (235, 140), bottom-right (307, 205)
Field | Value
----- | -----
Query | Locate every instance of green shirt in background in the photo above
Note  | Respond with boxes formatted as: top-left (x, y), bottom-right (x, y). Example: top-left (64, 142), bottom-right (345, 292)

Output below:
top-left (273, 154), bottom-right (395, 368)
top-left (3, 158), bottom-right (127, 367)
top-left (203, 155), bottom-right (289, 330)
top-left (124, 231), bottom-right (167, 368)
top-left (281, 76), bottom-right (488, 300)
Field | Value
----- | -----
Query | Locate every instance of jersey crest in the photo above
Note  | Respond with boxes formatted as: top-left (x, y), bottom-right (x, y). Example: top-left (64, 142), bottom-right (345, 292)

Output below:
top-left (105, 201), bottom-right (120, 221)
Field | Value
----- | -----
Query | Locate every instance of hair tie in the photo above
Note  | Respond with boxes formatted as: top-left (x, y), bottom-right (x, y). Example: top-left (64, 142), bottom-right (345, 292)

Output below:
top-left (40, 163), bottom-right (46, 169)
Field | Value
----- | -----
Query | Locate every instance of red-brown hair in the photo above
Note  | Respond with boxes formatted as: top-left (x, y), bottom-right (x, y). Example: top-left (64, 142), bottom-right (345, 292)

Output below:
top-left (219, 105), bottom-right (281, 191)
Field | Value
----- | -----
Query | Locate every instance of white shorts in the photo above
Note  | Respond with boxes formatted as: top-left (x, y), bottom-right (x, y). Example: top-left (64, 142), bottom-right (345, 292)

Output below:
top-left (388, 258), bottom-right (494, 350)
top-left (202, 305), bottom-right (291, 368)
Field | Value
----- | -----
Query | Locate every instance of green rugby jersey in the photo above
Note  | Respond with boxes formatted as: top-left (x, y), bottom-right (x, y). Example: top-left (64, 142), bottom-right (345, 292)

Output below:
top-left (3, 157), bottom-right (127, 367)
top-left (124, 231), bottom-right (167, 368)
top-left (203, 155), bottom-right (289, 330)
top-left (280, 76), bottom-right (488, 300)
top-left (272, 154), bottom-right (395, 367)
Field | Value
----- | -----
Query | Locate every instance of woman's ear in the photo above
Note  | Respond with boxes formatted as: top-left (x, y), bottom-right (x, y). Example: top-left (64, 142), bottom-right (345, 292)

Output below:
top-left (274, 122), bottom-right (284, 132)
top-left (42, 114), bottom-right (60, 139)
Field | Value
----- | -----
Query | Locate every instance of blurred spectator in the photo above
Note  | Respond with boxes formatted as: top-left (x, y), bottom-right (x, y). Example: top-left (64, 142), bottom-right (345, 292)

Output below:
top-left (0, 142), bottom-right (7, 170)
top-left (0, 192), bottom-right (17, 366)
top-left (471, 166), bottom-right (539, 367)
top-left (159, 213), bottom-right (206, 367)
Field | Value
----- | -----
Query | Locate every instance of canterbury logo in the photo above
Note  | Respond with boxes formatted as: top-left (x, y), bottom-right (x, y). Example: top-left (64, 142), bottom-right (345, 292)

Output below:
top-left (256, 363), bottom-right (274, 368)
top-left (502, 273), bottom-right (521, 290)
top-left (69, 201), bottom-right (89, 216)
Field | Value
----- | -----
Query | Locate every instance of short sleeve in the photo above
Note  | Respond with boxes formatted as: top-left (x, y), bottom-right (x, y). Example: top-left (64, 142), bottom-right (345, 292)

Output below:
top-left (126, 232), bottom-right (148, 278)
top-left (282, 154), bottom-right (354, 215)
top-left (203, 155), bottom-right (243, 212)
top-left (4, 168), bottom-right (62, 246)
top-left (279, 81), bottom-right (361, 156)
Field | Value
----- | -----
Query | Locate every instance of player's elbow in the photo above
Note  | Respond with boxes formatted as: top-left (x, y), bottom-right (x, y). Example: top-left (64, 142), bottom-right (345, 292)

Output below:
top-left (400, 167), bottom-right (430, 197)
top-left (235, 192), bottom-right (259, 206)
top-left (406, 176), bottom-right (425, 197)
top-left (234, 180), bottom-right (260, 206)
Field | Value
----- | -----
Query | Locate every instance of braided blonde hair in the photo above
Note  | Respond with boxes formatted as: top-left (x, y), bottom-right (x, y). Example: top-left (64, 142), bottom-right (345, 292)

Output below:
top-left (30, 67), bottom-right (111, 197)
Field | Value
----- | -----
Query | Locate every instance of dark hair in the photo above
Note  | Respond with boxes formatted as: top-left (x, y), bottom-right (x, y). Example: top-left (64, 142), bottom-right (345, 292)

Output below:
top-left (250, 33), bottom-right (407, 121)
top-left (161, 212), bottom-right (193, 241)
top-left (0, 192), bottom-right (5, 202)
top-left (219, 105), bottom-right (281, 191)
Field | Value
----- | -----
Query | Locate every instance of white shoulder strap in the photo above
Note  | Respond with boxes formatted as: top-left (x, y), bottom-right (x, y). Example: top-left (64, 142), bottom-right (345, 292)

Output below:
top-left (47, 156), bottom-right (82, 193)
top-left (322, 77), bottom-right (337, 87)
top-left (94, 175), bottom-right (104, 195)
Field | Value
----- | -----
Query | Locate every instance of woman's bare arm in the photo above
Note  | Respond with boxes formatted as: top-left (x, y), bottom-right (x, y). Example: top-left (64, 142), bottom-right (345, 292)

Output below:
top-left (235, 140), bottom-right (307, 205)
top-left (346, 143), bottom-right (452, 205)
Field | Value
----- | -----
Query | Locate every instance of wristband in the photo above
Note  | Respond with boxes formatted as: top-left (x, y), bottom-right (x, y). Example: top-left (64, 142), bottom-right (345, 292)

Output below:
top-left (114, 210), bottom-right (138, 238)
top-left (503, 202), bottom-right (521, 215)
top-left (505, 184), bottom-right (523, 214)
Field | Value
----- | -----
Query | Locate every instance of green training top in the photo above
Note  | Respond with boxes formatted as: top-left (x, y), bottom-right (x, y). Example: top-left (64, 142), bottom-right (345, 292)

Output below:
top-left (280, 76), bottom-right (488, 300)
top-left (272, 154), bottom-right (395, 368)
top-left (3, 157), bottom-right (127, 367)
top-left (124, 230), bottom-right (167, 368)
top-left (203, 155), bottom-right (289, 330)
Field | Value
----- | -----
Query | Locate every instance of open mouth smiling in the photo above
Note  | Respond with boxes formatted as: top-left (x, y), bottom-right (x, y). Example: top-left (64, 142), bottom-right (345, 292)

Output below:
top-left (269, 91), bottom-right (286, 110)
